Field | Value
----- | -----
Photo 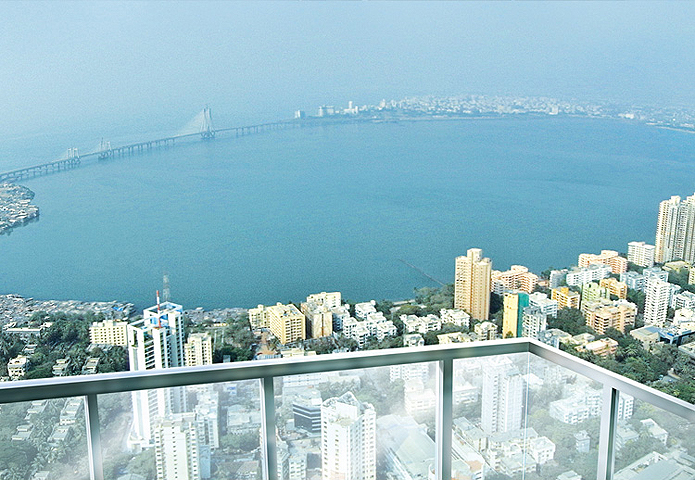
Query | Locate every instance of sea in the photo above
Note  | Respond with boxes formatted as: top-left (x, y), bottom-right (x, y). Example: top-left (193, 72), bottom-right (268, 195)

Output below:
top-left (1, 116), bottom-right (694, 310)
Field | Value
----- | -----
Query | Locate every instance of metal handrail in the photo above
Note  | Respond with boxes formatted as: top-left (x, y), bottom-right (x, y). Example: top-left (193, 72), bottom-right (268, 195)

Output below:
top-left (1, 338), bottom-right (693, 480)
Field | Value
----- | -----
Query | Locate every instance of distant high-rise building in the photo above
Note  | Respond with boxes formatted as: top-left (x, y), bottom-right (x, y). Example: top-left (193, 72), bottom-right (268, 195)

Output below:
top-left (528, 292), bottom-right (558, 318)
top-left (301, 292), bottom-right (339, 339)
top-left (154, 413), bottom-right (201, 480)
top-left (627, 241), bottom-right (656, 268)
top-left (583, 300), bottom-right (637, 334)
top-left (655, 195), bottom-right (695, 264)
top-left (321, 392), bottom-right (376, 480)
top-left (644, 277), bottom-right (672, 327)
top-left (481, 358), bottom-right (524, 434)
top-left (599, 277), bottom-right (628, 300)
top-left (184, 333), bottom-right (213, 367)
top-left (128, 300), bottom-right (187, 449)
top-left (89, 319), bottom-right (129, 346)
top-left (502, 292), bottom-right (529, 338)
top-left (454, 249), bottom-right (492, 320)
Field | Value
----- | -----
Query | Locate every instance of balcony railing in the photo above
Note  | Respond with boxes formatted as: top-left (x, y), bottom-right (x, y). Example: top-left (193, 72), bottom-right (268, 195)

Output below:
top-left (1, 338), bottom-right (694, 480)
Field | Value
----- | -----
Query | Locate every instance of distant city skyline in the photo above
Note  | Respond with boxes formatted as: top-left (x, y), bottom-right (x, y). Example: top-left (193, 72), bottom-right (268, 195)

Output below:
top-left (2, 2), bottom-right (695, 137)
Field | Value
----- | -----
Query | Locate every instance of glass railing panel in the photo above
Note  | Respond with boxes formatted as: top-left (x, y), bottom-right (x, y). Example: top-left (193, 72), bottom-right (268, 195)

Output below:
top-left (453, 353), bottom-right (602, 480)
top-left (274, 362), bottom-right (437, 480)
top-left (613, 391), bottom-right (695, 480)
top-left (97, 380), bottom-right (262, 480)
top-left (0, 397), bottom-right (90, 480)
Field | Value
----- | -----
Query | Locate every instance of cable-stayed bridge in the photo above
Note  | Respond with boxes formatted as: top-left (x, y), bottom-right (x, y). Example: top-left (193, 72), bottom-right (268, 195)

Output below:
top-left (0, 107), bottom-right (304, 183)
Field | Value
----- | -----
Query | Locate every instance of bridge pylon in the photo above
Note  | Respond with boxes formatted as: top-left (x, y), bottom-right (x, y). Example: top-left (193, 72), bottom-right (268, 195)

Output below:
top-left (98, 138), bottom-right (113, 160)
top-left (200, 106), bottom-right (215, 139)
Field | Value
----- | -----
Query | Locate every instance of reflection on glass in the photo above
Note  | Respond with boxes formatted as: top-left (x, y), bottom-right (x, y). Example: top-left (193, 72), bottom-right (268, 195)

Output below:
top-left (98, 380), bottom-right (261, 480)
top-left (613, 392), bottom-right (695, 480)
top-left (0, 397), bottom-right (89, 480)
top-left (274, 363), bottom-right (436, 480)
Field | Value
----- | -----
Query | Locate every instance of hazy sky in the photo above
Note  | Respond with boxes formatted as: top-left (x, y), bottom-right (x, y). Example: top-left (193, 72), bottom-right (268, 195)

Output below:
top-left (2, 1), bottom-right (695, 136)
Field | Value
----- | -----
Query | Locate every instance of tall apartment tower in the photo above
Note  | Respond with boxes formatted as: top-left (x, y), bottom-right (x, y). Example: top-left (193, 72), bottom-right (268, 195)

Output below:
top-left (481, 358), bottom-right (524, 434)
top-left (321, 392), bottom-right (376, 480)
top-left (454, 248), bottom-right (492, 320)
top-left (502, 292), bottom-right (529, 338)
top-left (128, 301), bottom-right (187, 449)
top-left (184, 333), bottom-right (213, 367)
top-left (644, 277), bottom-right (672, 327)
top-left (154, 413), bottom-right (201, 480)
top-left (655, 195), bottom-right (695, 264)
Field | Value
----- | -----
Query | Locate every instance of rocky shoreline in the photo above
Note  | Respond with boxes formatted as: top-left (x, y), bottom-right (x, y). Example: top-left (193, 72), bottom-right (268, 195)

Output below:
top-left (0, 183), bottom-right (39, 234)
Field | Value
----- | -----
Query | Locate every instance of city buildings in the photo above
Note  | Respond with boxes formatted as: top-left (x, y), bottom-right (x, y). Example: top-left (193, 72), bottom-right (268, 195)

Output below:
top-left (89, 319), bottom-right (129, 346)
top-left (644, 277), bottom-right (673, 327)
top-left (481, 358), bottom-right (524, 434)
top-left (582, 300), bottom-right (637, 334)
top-left (599, 277), bottom-right (628, 300)
top-left (522, 306), bottom-right (547, 338)
top-left (627, 241), bottom-right (656, 267)
top-left (502, 292), bottom-right (529, 338)
top-left (153, 413), bottom-right (201, 480)
top-left (655, 194), bottom-right (695, 263)
top-left (321, 392), bottom-right (376, 480)
top-left (454, 248), bottom-right (492, 320)
top-left (551, 287), bottom-right (580, 310)
top-left (565, 264), bottom-right (612, 286)
top-left (490, 265), bottom-right (538, 294)
top-left (578, 250), bottom-right (628, 274)
top-left (301, 292), bottom-right (340, 339)
top-left (184, 333), bottom-right (213, 367)
top-left (528, 292), bottom-right (558, 318)
top-left (267, 303), bottom-right (306, 344)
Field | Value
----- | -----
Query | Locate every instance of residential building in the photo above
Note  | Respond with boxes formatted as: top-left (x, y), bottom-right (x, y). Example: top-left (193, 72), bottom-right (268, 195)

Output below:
top-left (549, 269), bottom-right (568, 289)
top-left (454, 248), bottom-right (492, 320)
top-left (502, 292), bottom-right (529, 338)
top-left (528, 292), bottom-right (558, 318)
top-left (583, 300), bottom-right (637, 334)
top-left (321, 392), bottom-right (376, 480)
top-left (671, 291), bottom-right (695, 310)
top-left (89, 319), bottom-right (129, 346)
top-left (292, 390), bottom-right (322, 434)
top-left (440, 308), bottom-right (470, 328)
top-left (184, 333), bottom-right (213, 367)
top-left (690, 266), bottom-right (695, 285)
top-left (620, 271), bottom-right (645, 291)
top-left (537, 328), bottom-right (571, 348)
top-left (578, 338), bottom-right (619, 356)
top-left (474, 321), bottom-right (498, 341)
top-left (481, 358), bottom-right (524, 434)
top-left (550, 388), bottom-right (632, 424)
top-left (8, 355), bottom-right (29, 380)
top-left (630, 325), bottom-right (662, 350)
top-left (154, 413), bottom-right (201, 480)
top-left (581, 282), bottom-right (609, 309)
top-left (551, 287), bottom-right (580, 310)
top-left (249, 304), bottom-right (270, 330)
top-left (354, 301), bottom-right (377, 320)
top-left (522, 306), bottom-right (547, 338)
top-left (644, 266), bottom-right (670, 283)
top-left (401, 314), bottom-right (441, 335)
top-left (52, 358), bottom-right (70, 377)
top-left (403, 333), bottom-right (424, 348)
top-left (578, 250), bottom-right (628, 274)
top-left (566, 265), bottom-right (612, 286)
top-left (491, 265), bottom-right (538, 294)
top-left (267, 303), bottom-right (306, 344)
top-left (655, 194), bottom-right (695, 263)
top-left (627, 241), bottom-right (656, 267)
top-left (644, 277), bottom-right (672, 327)
top-left (301, 292), bottom-right (340, 338)
top-left (599, 277), bottom-right (628, 299)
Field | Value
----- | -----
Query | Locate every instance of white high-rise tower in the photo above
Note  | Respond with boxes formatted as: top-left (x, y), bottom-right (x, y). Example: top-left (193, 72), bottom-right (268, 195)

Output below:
top-left (655, 194), bottom-right (695, 263)
top-left (481, 357), bottom-right (525, 434)
top-left (128, 297), bottom-right (187, 449)
top-left (321, 392), bottom-right (376, 480)
top-left (644, 277), bottom-right (671, 327)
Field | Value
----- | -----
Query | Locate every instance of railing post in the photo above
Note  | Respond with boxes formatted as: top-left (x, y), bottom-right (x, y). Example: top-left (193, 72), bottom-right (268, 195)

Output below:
top-left (84, 394), bottom-right (104, 480)
top-left (261, 377), bottom-right (278, 480)
top-left (597, 386), bottom-right (619, 480)
top-left (436, 358), bottom-right (453, 480)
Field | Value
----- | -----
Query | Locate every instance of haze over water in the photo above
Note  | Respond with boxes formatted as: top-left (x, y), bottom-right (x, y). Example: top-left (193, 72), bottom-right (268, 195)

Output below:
top-left (1, 116), bottom-right (694, 309)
